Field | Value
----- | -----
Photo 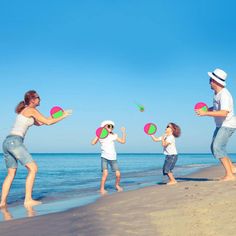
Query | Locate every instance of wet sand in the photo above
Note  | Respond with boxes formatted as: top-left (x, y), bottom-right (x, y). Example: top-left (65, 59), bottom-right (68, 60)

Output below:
top-left (1, 165), bottom-right (236, 236)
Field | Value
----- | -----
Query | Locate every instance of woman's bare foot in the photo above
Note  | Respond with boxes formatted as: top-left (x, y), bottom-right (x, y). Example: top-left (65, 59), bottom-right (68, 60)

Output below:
top-left (116, 185), bottom-right (123, 192)
top-left (167, 181), bottom-right (177, 185)
top-left (100, 189), bottom-right (108, 195)
top-left (0, 203), bottom-right (7, 209)
top-left (24, 200), bottom-right (42, 207)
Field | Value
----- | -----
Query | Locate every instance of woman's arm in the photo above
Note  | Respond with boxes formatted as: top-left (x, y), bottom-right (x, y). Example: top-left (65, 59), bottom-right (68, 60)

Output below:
top-left (24, 108), bottom-right (72, 125)
top-left (34, 120), bottom-right (44, 126)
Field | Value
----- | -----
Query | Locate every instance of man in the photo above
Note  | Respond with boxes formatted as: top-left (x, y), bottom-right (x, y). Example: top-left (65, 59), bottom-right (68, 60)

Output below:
top-left (196, 68), bottom-right (236, 181)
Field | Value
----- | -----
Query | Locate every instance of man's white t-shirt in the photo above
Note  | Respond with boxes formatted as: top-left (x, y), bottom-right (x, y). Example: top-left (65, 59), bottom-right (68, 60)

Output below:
top-left (162, 135), bottom-right (177, 155)
top-left (213, 88), bottom-right (236, 128)
top-left (99, 133), bottom-right (118, 160)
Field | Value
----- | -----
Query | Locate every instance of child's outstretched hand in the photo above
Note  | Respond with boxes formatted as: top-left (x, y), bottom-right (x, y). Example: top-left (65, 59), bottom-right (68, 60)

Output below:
top-left (117, 127), bottom-right (126, 144)
top-left (121, 127), bottom-right (126, 133)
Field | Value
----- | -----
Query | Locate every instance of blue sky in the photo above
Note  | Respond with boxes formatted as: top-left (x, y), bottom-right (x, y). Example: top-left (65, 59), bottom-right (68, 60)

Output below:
top-left (0, 0), bottom-right (236, 153)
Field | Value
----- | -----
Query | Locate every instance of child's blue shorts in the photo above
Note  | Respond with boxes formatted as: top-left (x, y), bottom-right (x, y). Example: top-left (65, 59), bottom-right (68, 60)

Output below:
top-left (163, 155), bottom-right (178, 175)
top-left (101, 157), bottom-right (119, 172)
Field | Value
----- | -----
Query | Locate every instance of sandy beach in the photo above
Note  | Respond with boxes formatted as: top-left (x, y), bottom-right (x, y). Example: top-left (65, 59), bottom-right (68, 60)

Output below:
top-left (1, 164), bottom-right (236, 236)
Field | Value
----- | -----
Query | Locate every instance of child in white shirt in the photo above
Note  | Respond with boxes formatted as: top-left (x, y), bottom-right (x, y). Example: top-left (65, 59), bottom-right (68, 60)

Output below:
top-left (91, 120), bottom-right (126, 194)
top-left (150, 122), bottom-right (181, 185)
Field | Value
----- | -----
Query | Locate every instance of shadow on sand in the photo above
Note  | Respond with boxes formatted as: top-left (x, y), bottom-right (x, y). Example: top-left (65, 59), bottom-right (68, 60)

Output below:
top-left (156, 177), bottom-right (214, 185)
top-left (176, 177), bottom-right (214, 182)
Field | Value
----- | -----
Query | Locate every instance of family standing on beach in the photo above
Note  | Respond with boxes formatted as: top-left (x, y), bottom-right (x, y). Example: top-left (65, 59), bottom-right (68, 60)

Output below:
top-left (0, 68), bottom-right (236, 208)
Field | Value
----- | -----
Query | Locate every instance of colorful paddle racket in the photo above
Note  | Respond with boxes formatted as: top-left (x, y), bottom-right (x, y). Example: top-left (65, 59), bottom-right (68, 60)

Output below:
top-left (96, 127), bottom-right (109, 139)
top-left (194, 102), bottom-right (208, 112)
top-left (144, 123), bottom-right (157, 135)
top-left (50, 106), bottom-right (64, 118)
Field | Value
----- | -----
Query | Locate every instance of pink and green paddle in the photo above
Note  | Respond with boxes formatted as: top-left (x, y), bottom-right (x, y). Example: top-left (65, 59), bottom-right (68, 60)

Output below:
top-left (50, 106), bottom-right (64, 118)
top-left (144, 123), bottom-right (157, 135)
top-left (96, 127), bottom-right (109, 139)
top-left (194, 102), bottom-right (208, 112)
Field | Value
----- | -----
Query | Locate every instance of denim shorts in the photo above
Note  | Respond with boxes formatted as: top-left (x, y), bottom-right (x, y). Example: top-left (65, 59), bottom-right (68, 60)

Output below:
top-left (162, 155), bottom-right (178, 175)
top-left (2, 135), bottom-right (34, 168)
top-left (211, 126), bottom-right (236, 159)
top-left (101, 157), bottom-right (119, 172)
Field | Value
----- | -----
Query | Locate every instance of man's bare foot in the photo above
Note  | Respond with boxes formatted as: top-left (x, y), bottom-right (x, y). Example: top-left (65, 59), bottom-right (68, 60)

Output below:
top-left (167, 181), bottom-right (177, 185)
top-left (116, 185), bottom-right (123, 192)
top-left (219, 175), bottom-right (236, 181)
top-left (100, 189), bottom-right (108, 195)
top-left (24, 200), bottom-right (42, 207)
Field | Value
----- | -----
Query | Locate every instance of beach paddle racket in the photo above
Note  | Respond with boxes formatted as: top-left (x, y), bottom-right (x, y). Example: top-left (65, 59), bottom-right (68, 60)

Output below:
top-left (50, 106), bottom-right (64, 118)
top-left (144, 123), bottom-right (157, 135)
top-left (96, 127), bottom-right (109, 139)
top-left (194, 102), bottom-right (208, 112)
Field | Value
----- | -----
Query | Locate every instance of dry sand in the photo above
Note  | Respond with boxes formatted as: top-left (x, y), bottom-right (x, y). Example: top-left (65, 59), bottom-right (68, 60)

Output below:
top-left (1, 165), bottom-right (236, 236)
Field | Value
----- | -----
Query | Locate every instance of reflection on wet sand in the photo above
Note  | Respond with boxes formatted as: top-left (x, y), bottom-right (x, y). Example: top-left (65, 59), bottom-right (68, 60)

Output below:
top-left (25, 205), bottom-right (37, 217)
top-left (0, 205), bottom-right (37, 221)
top-left (0, 207), bottom-right (13, 221)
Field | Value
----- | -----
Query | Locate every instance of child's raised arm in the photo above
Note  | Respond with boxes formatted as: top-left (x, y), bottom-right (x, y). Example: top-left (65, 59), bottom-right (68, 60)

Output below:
top-left (150, 134), bottom-right (162, 142)
top-left (91, 137), bottom-right (99, 145)
top-left (116, 127), bottom-right (126, 144)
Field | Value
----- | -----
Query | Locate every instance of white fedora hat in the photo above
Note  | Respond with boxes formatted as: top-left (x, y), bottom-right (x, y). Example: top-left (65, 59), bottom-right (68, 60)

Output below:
top-left (208, 68), bottom-right (227, 86)
top-left (101, 120), bottom-right (115, 127)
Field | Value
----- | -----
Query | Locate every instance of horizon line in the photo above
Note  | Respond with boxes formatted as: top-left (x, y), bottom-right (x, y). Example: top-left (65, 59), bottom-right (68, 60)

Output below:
top-left (1, 152), bottom-right (235, 155)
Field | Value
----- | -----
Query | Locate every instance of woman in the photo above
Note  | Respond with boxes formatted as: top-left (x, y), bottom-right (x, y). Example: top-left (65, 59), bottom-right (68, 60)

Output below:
top-left (0, 90), bottom-right (72, 208)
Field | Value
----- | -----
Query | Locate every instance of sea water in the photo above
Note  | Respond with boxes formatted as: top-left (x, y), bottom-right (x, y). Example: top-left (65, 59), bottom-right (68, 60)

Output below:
top-left (0, 153), bottom-right (235, 221)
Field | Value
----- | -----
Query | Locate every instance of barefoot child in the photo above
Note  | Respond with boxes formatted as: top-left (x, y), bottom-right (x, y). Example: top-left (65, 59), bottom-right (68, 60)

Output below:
top-left (150, 122), bottom-right (181, 185)
top-left (91, 120), bottom-right (126, 194)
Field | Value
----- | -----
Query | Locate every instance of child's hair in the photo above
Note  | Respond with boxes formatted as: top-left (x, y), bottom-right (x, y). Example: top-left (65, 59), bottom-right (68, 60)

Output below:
top-left (169, 122), bottom-right (181, 138)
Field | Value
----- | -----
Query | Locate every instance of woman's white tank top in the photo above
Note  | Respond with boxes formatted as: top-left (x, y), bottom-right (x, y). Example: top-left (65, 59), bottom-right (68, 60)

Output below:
top-left (10, 114), bottom-right (34, 137)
